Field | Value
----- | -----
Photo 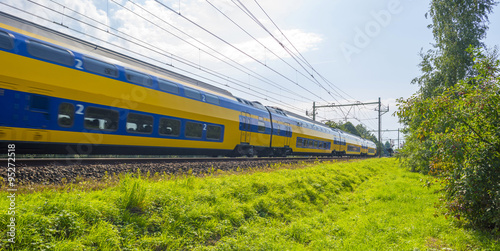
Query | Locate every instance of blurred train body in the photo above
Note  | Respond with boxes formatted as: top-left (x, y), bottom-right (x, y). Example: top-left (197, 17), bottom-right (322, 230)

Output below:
top-left (0, 12), bottom-right (377, 157)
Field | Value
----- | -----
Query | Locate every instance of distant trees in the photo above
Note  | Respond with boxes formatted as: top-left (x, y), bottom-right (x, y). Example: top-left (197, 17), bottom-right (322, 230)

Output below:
top-left (325, 121), bottom-right (376, 141)
top-left (397, 0), bottom-right (499, 231)
top-left (325, 121), bottom-right (381, 154)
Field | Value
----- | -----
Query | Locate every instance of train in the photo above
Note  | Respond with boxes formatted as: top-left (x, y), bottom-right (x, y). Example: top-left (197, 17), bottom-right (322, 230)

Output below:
top-left (0, 12), bottom-right (377, 157)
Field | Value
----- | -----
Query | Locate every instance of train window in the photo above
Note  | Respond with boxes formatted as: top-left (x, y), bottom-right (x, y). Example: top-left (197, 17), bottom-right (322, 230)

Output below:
top-left (314, 141), bottom-right (319, 148)
top-left (318, 142), bottom-right (323, 149)
top-left (184, 87), bottom-right (202, 100)
top-left (84, 107), bottom-right (119, 131)
top-left (127, 113), bottom-right (153, 134)
top-left (58, 103), bottom-right (74, 128)
top-left (308, 140), bottom-right (313, 148)
top-left (275, 124), bottom-right (281, 135)
top-left (158, 79), bottom-right (179, 94)
top-left (258, 118), bottom-right (266, 133)
top-left (185, 122), bottom-right (203, 138)
top-left (296, 138), bottom-right (303, 148)
top-left (30, 95), bottom-right (49, 111)
top-left (159, 118), bottom-right (181, 136)
top-left (207, 125), bottom-right (222, 140)
top-left (27, 40), bottom-right (73, 66)
top-left (83, 56), bottom-right (118, 77)
top-left (205, 94), bottom-right (220, 105)
top-left (126, 69), bottom-right (152, 87)
top-left (0, 31), bottom-right (14, 50)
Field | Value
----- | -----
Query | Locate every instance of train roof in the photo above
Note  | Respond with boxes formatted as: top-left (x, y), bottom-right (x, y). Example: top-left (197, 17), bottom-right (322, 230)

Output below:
top-left (0, 11), bottom-right (233, 98)
top-left (277, 107), bottom-right (330, 128)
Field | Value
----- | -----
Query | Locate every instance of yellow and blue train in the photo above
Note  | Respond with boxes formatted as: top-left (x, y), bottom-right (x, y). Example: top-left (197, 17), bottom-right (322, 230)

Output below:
top-left (0, 12), bottom-right (377, 157)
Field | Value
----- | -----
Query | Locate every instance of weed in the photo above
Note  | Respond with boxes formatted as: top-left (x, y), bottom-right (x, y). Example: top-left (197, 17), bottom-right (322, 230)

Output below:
top-left (119, 175), bottom-right (147, 213)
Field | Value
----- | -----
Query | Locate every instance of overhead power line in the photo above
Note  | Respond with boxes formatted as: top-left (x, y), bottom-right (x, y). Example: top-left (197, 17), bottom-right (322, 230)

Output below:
top-left (122, 0), bottom-right (310, 103)
top-left (3, 0), bottom-right (379, 124)
top-left (153, 0), bottom-right (331, 103)
top-left (231, 0), bottom-right (351, 116)
top-left (4, 1), bottom-right (308, 113)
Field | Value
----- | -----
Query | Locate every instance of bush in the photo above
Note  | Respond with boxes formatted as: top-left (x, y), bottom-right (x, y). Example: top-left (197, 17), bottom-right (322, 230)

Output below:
top-left (397, 47), bottom-right (500, 231)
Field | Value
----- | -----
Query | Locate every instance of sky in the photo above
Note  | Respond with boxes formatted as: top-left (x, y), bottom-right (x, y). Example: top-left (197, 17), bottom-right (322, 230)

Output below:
top-left (1, 0), bottom-right (499, 148)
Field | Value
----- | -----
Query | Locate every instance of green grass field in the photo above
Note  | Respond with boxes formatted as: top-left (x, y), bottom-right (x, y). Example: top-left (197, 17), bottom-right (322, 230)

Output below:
top-left (1, 158), bottom-right (498, 250)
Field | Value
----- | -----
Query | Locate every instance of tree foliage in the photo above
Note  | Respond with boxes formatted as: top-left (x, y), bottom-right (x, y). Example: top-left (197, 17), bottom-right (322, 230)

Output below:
top-left (325, 121), bottom-right (377, 142)
top-left (398, 47), bottom-right (500, 230)
top-left (412, 0), bottom-right (496, 97)
top-left (398, 0), bottom-right (499, 231)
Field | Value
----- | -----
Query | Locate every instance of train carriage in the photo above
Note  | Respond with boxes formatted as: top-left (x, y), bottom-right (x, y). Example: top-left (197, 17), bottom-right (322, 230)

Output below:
top-left (0, 13), bottom-right (242, 156)
top-left (0, 12), bottom-right (376, 158)
top-left (367, 141), bottom-right (377, 156)
top-left (282, 110), bottom-right (336, 156)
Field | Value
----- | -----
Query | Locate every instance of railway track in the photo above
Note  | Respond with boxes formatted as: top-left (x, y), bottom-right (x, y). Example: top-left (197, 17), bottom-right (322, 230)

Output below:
top-left (14, 156), bottom-right (344, 166)
top-left (7, 156), bottom-right (356, 185)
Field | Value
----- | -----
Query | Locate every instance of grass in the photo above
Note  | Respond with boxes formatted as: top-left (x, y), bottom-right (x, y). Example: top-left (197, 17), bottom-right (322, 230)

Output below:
top-left (0, 158), bottom-right (498, 250)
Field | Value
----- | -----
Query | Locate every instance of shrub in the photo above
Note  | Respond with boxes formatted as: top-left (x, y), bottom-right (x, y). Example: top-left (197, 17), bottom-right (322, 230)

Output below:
top-left (397, 47), bottom-right (500, 231)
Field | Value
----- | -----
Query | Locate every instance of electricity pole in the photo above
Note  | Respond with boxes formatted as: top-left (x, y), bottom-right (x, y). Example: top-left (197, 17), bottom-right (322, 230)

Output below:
top-left (312, 97), bottom-right (388, 157)
top-left (369, 129), bottom-right (401, 149)
top-left (378, 97), bottom-right (382, 157)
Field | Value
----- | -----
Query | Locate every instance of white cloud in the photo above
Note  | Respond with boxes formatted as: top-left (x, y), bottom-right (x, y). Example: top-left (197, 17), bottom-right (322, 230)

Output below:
top-left (108, 0), bottom-right (323, 65)
top-left (1, 0), bottom-right (323, 66)
top-left (225, 29), bottom-right (323, 64)
top-left (0, 0), bottom-right (325, 107)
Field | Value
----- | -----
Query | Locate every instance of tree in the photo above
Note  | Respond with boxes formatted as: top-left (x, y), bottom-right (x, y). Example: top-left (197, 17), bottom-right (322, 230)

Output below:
top-left (325, 121), bottom-right (376, 141)
top-left (342, 122), bottom-right (360, 137)
top-left (398, 0), bottom-right (499, 231)
top-left (398, 48), bottom-right (500, 230)
top-left (355, 124), bottom-right (369, 138)
top-left (412, 0), bottom-right (496, 97)
top-left (399, 0), bottom-right (497, 171)
top-left (324, 120), bottom-right (341, 130)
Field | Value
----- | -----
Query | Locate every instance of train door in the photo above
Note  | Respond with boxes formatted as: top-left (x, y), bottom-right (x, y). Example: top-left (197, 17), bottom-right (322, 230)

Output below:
top-left (240, 112), bottom-right (251, 144)
top-left (284, 123), bottom-right (291, 146)
top-left (24, 93), bottom-right (51, 142)
top-left (27, 94), bottom-right (50, 128)
top-left (0, 88), bottom-right (12, 126)
top-left (0, 87), bottom-right (18, 141)
top-left (275, 122), bottom-right (284, 147)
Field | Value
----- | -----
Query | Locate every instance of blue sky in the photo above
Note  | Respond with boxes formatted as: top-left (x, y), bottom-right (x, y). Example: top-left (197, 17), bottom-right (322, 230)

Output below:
top-left (2, 0), bottom-right (499, 147)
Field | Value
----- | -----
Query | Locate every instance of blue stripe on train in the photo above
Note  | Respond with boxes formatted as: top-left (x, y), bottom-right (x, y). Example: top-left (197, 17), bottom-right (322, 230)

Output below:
top-left (1, 89), bottom-right (228, 142)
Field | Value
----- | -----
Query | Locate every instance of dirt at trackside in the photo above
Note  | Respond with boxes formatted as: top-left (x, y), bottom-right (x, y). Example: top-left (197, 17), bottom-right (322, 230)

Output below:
top-left (12, 159), bottom-right (318, 185)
